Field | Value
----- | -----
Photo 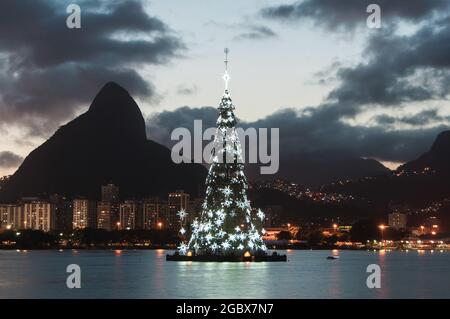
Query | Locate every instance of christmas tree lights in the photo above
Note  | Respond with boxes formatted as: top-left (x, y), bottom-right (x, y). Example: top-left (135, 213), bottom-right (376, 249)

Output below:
top-left (178, 49), bottom-right (267, 256)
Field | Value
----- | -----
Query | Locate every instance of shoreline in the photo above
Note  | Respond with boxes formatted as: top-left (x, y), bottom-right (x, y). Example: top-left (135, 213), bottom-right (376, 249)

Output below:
top-left (1, 246), bottom-right (449, 251)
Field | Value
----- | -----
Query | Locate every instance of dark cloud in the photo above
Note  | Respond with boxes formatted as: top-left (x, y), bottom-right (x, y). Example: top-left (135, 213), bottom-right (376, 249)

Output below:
top-left (177, 85), bottom-right (198, 96)
top-left (261, 0), bottom-right (450, 30)
top-left (146, 105), bottom-right (450, 164)
top-left (247, 108), bottom-right (449, 162)
top-left (323, 17), bottom-right (450, 118)
top-left (374, 109), bottom-right (450, 127)
top-left (147, 106), bottom-right (218, 142)
top-left (205, 20), bottom-right (278, 41)
top-left (259, 1), bottom-right (450, 121)
top-left (0, 152), bottom-right (23, 169)
top-left (234, 25), bottom-right (278, 41)
top-left (0, 0), bottom-right (183, 136)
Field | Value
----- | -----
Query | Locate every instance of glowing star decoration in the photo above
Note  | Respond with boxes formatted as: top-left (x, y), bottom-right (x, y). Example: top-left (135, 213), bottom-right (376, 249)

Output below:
top-left (179, 227), bottom-right (186, 235)
top-left (216, 209), bottom-right (225, 219)
top-left (237, 201), bottom-right (247, 209)
top-left (238, 244), bottom-right (244, 250)
top-left (222, 186), bottom-right (232, 197)
top-left (257, 209), bottom-right (265, 221)
top-left (223, 70), bottom-right (230, 89)
top-left (178, 209), bottom-right (188, 220)
top-left (222, 241), bottom-right (231, 249)
top-left (205, 233), bottom-right (213, 242)
top-left (204, 222), bottom-right (212, 232)
top-left (250, 232), bottom-right (260, 241)
top-left (178, 243), bottom-right (188, 255)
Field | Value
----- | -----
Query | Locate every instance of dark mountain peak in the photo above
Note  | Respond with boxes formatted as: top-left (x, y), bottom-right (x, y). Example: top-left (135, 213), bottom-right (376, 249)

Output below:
top-left (89, 82), bottom-right (132, 110)
top-left (103, 81), bottom-right (125, 90)
top-left (87, 81), bottom-right (147, 142)
top-left (430, 130), bottom-right (450, 156)
top-left (89, 81), bottom-right (142, 118)
top-left (400, 130), bottom-right (450, 173)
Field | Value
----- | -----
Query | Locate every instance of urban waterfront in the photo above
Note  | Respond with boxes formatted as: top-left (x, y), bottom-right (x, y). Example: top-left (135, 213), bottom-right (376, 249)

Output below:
top-left (0, 249), bottom-right (449, 299)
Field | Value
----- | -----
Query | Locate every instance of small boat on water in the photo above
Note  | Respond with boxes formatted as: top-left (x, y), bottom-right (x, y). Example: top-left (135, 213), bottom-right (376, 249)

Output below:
top-left (327, 255), bottom-right (339, 260)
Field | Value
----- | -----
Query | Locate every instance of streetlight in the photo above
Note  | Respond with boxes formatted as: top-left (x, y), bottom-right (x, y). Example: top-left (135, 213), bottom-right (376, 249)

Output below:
top-left (116, 222), bottom-right (121, 230)
top-left (157, 222), bottom-right (163, 229)
top-left (420, 225), bottom-right (425, 234)
top-left (333, 224), bottom-right (338, 233)
top-left (379, 225), bottom-right (386, 246)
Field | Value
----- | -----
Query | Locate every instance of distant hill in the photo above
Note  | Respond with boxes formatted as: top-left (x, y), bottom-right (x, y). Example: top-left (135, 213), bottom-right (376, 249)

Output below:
top-left (400, 130), bottom-right (450, 175)
top-left (248, 187), bottom-right (371, 223)
top-left (246, 150), bottom-right (390, 188)
top-left (0, 82), bottom-right (206, 202)
top-left (323, 130), bottom-right (450, 206)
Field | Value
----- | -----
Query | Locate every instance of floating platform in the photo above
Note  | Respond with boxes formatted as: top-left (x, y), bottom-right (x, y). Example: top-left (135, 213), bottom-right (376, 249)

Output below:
top-left (166, 253), bottom-right (287, 262)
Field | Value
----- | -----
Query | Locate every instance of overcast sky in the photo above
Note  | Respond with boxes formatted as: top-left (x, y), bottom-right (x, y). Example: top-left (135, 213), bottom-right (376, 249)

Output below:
top-left (1, 0), bottom-right (450, 176)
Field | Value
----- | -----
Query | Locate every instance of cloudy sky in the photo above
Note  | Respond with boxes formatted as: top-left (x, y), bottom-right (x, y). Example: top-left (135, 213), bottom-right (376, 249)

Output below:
top-left (1, 0), bottom-right (450, 176)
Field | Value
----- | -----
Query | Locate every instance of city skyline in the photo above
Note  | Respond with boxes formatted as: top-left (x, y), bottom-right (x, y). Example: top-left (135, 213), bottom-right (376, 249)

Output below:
top-left (1, 179), bottom-right (446, 234)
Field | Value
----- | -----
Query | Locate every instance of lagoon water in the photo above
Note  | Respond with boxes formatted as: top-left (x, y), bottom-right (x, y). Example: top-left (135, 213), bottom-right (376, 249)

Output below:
top-left (0, 249), bottom-right (449, 299)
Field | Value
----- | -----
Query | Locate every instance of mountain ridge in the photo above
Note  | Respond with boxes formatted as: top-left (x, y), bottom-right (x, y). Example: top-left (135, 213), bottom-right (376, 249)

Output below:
top-left (322, 130), bottom-right (450, 206)
top-left (0, 82), bottom-right (207, 202)
top-left (246, 150), bottom-right (390, 188)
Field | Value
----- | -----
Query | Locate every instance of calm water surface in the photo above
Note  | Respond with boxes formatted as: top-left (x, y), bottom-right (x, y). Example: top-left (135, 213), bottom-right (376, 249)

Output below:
top-left (0, 249), bottom-right (449, 298)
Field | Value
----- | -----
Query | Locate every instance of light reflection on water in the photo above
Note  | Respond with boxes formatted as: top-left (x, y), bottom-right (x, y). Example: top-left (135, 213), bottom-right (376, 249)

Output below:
top-left (0, 249), bottom-right (449, 299)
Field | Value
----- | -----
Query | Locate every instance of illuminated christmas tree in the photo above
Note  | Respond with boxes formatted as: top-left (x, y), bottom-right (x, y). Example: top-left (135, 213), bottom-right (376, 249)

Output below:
top-left (179, 49), bottom-right (267, 256)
